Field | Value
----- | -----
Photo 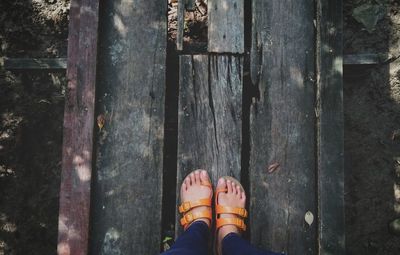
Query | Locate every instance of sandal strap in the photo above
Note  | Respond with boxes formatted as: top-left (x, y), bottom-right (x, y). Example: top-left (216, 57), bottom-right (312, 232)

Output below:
top-left (180, 210), bottom-right (212, 229)
top-left (179, 198), bottom-right (211, 213)
top-left (216, 205), bottom-right (248, 218)
top-left (216, 217), bottom-right (246, 231)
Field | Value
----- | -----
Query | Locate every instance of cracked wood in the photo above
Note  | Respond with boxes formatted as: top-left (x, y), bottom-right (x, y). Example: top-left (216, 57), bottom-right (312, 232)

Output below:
top-left (89, 0), bottom-right (167, 254)
top-left (176, 55), bottom-right (243, 236)
top-left (249, 0), bottom-right (317, 254)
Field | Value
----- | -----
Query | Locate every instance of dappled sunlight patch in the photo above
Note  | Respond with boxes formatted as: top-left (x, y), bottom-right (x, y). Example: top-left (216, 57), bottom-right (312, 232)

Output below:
top-left (0, 213), bottom-right (17, 246)
top-left (113, 14), bottom-right (128, 38)
top-left (0, 165), bottom-right (15, 178)
top-left (31, 0), bottom-right (69, 23)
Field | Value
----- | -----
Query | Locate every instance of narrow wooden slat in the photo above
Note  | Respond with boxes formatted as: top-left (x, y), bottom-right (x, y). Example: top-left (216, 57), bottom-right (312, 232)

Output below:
top-left (57, 0), bottom-right (99, 254)
top-left (316, 0), bottom-right (345, 253)
top-left (208, 0), bottom-right (244, 53)
top-left (249, 0), bottom-right (317, 254)
top-left (4, 58), bottom-right (67, 70)
top-left (89, 0), bottom-right (167, 254)
top-left (176, 54), bottom-right (243, 235)
top-left (177, 0), bottom-right (185, 50)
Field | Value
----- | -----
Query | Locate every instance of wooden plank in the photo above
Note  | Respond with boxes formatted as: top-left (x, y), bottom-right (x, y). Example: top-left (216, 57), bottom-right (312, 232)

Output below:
top-left (249, 0), bottom-right (317, 254)
top-left (176, 0), bottom-right (185, 50)
top-left (57, 0), bottom-right (99, 254)
top-left (208, 0), bottom-right (244, 53)
top-left (4, 58), bottom-right (67, 70)
top-left (316, 0), bottom-right (345, 254)
top-left (88, 0), bottom-right (167, 254)
top-left (176, 54), bottom-right (243, 235)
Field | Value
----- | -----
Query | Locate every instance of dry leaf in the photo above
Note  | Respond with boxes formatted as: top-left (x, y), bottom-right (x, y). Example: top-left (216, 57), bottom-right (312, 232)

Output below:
top-left (97, 114), bottom-right (105, 131)
top-left (305, 211), bottom-right (314, 226)
top-left (267, 162), bottom-right (280, 173)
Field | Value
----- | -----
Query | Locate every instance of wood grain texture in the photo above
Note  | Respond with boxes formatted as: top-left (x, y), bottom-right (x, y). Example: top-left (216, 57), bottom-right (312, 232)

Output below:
top-left (208, 0), bottom-right (244, 53)
top-left (89, 0), bottom-right (166, 254)
top-left (249, 0), bottom-right (317, 254)
top-left (176, 55), bottom-right (243, 234)
top-left (316, 0), bottom-right (345, 254)
top-left (176, 0), bottom-right (185, 51)
top-left (57, 0), bottom-right (99, 254)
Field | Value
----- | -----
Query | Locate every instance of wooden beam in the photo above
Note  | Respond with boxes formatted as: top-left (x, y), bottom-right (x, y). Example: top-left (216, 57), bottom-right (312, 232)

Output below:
top-left (316, 0), bottom-right (345, 253)
top-left (88, 0), bottom-right (167, 254)
top-left (176, 55), bottom-right (243, 235)
top-left (208, 0), bottom-right (244, 53)
top-left (4, 58), bottom-right (67, 70)
top-left (249, 0), bottom-right (317, 254)
top-left (57, 0), bottom-right (99, 254)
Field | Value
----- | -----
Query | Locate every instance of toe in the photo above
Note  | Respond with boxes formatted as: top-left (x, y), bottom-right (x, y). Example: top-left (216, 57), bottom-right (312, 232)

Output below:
top-left (194, 170), bottom-right (200, 184)
top-left (181, 182), bottom-right (187, 192)
top-left (200, 170), bottom-right (209, 183)
top-left (189, 172), bottom-right (195, 185)
top-left (217, 178), bottom-right (226, 190)
top-left (184, 175), bottom-right (191, 186)
top-left (236, 184), bottom-right (242, 193)
top-left (227, 180), bottom-right (232, 193)
top-left (232, 183), bottom-right (237, 195)
top-left (241, 191), bottom-right (246, 201)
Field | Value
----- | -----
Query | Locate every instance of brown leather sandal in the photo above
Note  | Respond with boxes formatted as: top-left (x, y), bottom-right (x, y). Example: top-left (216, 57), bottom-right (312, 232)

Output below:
top-left (178, 170), bottom-right (213, 230)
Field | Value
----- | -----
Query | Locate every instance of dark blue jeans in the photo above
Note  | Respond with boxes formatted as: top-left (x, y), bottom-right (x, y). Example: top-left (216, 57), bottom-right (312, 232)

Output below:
top-left (161, 221), bottom-right (281, 255)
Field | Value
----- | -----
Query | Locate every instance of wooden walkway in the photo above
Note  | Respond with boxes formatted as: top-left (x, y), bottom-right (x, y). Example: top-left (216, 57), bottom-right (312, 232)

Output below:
top-left (57, 0), bottom-right (345, 254)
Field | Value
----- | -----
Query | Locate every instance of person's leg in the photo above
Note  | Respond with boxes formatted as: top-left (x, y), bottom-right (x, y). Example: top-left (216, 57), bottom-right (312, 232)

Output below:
top-left (215, 178), bottom-right (283, 255)
top-left (161, 221), bottom-right (209, 255)
top-left (222, 233), bottom-right (282, 255)
top-left (161, 170), bottom-right (212, 255)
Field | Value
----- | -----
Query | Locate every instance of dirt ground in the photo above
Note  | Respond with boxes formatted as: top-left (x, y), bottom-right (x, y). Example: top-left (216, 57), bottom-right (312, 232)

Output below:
top-left (0, 0), bottom-right (399, 254)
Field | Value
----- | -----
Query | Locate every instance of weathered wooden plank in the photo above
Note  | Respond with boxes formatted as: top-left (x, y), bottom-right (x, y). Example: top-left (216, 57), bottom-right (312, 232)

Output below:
top-left (316, 0), bottom-right (345, 254)
top-left (4, 58), bottom-right (67, 70)
top-left (89, 0), bottom-right (167, 254)
top-left (249, 0), bottom-right (317, 254)
top-left (176, 0), bottom-right (185, 50)
top-left (176, 54), bottom-right (243, 235)
top-left (57, 0), bottom-right (99, 254)
top-left (208, 0), bottom-right (244, 53)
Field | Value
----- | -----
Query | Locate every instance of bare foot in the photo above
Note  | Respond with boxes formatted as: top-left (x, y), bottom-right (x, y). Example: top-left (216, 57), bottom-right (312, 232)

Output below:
top-left (180, 170), bottom-right (212, 227)
top-left (216, 178), bottom-right (246, 253)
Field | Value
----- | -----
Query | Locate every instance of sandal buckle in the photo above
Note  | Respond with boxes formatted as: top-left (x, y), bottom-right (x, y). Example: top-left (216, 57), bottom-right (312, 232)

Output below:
top-left (184, 213), bottom-right (194, 223)
top-left (239, 208), bottom-right (247, 217)
top-left (182, 202), bottom-right (191, 212)
top-left (179, 201), bottom-right (191, 213)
